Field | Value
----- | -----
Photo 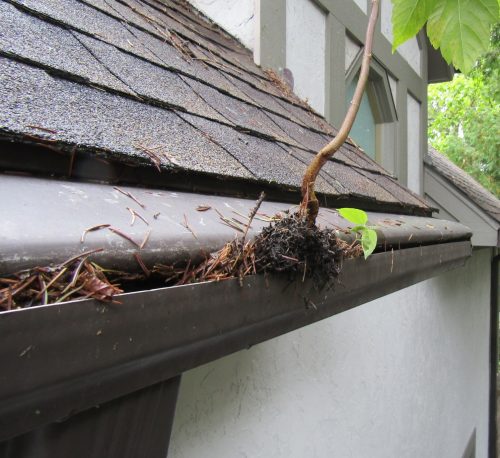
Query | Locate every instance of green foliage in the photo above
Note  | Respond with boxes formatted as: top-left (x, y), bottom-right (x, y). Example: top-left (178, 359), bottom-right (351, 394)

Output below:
top-left (392, 0), bottom-right (499, 73)
top-left (338, 208), bottom-right (367, 226)
top-left (392, 0), bottom-right (433, 49)
top-left (338, 208), bottom-right (378, 259)
top-left (428, 24), bottom-right (500, 196)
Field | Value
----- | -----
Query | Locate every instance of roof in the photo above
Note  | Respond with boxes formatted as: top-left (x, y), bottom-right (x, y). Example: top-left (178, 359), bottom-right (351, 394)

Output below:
top-left (0, 0), bottom-right (430, 216)
top-left (425, 148), bottom-right (500, 223)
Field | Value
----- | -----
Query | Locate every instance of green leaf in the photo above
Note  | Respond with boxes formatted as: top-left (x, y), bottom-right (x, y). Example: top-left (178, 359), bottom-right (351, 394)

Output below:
top-left (338, 208), bottom-right (368, 226)
top-left (392, 0), bottom-right (435, 51)
top-left (361, 228), bottom-right (377, 259)
top-left (426, 0), bottom-right (499, 73)
top-left (351, 225), bottom-right (367, 233)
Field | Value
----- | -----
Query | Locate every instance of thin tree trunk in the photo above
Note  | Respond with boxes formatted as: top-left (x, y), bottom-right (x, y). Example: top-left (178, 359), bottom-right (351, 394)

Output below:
top-left (301, 0), bottom-right (380, 225)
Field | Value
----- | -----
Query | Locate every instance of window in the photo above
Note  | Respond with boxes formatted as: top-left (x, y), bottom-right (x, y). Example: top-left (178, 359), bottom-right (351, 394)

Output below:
top-left (345, 50), bottom-right (398, 171)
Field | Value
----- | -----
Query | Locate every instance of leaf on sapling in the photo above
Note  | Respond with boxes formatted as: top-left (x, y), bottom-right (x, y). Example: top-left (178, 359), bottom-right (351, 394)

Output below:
top-left (338, 208), bottom-right (368, 226)
top-left (361, 228), bottom-right (377, 260)
top-left (338, 208), bottom-right (378, 259)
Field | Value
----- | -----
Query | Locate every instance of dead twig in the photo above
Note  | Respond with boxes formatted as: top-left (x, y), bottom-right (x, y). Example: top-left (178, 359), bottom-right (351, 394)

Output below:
top-left (182, 214), bottom-right (198, 240)
top-left (127, 207), bottom-right (149, 226)
top-left (81, 224), bottom-right (110, 243)
top-left (133, 252), bottom-right (150, 277)
top-left (26, 125), bottom-right (58, 134)
top-left (242, 192), bottom-right (265, 242)
top-left (108, 227), bottom-right (141, 248)
top-left (60, 248), bottom-right (104, 267)
top-left (140, 229), bottom-right (152, 250)
top-left (113, 186), bottom-right (146, 209)
top-left (132, 142), bottom-right (163, 172)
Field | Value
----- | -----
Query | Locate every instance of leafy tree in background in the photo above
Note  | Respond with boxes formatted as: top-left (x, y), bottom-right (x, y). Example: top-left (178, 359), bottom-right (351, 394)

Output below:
top-left (428, 24), bottom-right (500, 197)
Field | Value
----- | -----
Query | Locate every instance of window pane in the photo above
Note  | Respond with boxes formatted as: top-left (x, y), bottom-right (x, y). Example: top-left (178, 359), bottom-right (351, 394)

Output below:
top-left (345, 76), bottom-right (376, 159)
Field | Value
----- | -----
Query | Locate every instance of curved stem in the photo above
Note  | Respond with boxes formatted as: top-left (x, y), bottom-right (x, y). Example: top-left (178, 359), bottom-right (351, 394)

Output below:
top-left (301, 0), bottom-right (380, 225)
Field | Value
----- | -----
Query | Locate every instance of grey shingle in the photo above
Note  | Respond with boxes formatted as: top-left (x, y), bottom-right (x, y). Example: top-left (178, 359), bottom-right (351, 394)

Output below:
top-left (75, 32), bottom-right (230, 123)
top-left (224, 72), bottom-right (305, 122)
top-left (0, 2), bottom-right (133, 94)
top-left (320, 161), bottom-right (400, 204)
top-left (0, 57), bottom-right (251, 178)
top-left (181, 77), bottom-right (296, 143)
top-left (266, 112), bottom-right (330, 152)
top-left (337, 146), bottom-right (391, 176)
top-left (180, 113), bottom-right (338, 194)
top-left (357, 169), bottom-right (429, 208)
top-left (10, 0), bottom-right (159, 62)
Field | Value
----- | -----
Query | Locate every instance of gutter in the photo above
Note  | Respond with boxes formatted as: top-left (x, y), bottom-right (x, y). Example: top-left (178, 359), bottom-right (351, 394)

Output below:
top-left (0, 175), bottom-right (471, 273)
top-left (0, 173), bottom-right (474, 445)
top-left (0, 240), bottom-right (471, 441)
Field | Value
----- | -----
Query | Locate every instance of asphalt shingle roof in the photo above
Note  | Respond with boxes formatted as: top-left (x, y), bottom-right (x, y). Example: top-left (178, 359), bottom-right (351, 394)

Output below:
top-left (0, 0), bottom-right (430, 215)
top-left (425, 148), bottom-right (500, 222)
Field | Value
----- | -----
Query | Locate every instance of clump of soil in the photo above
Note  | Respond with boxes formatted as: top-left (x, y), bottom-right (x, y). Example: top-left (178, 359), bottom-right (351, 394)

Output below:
top-left (158, 212), bottom-right (362, 289)
top-left (254, 213), bottom-right (349, 286)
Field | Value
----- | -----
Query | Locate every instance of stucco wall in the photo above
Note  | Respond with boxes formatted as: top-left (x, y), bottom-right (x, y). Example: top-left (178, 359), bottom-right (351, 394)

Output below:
top-left (285, 0), bottom-right (326, 114)
top-left (170, 248), bottom-right (491, 457)
top-left (189, 0), bottom-right (255, 51)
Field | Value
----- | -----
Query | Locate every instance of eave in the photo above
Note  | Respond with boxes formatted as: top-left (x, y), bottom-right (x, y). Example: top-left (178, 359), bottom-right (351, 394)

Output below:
top-left (424, 165), bottom-right (500, 247)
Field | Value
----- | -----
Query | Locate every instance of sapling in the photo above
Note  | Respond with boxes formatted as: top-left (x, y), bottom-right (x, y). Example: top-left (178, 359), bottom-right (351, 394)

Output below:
top-left (299, 0), bottom-right (498, 254)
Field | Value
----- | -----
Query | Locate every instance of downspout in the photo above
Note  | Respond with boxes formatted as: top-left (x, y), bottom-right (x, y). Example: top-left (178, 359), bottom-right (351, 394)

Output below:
top-left (489, 250), bottom-right (499, 458)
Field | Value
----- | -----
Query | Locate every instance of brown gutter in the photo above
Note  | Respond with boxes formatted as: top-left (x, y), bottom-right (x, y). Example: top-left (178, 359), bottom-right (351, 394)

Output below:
top-left (0, 240), bottom-right (471, 441)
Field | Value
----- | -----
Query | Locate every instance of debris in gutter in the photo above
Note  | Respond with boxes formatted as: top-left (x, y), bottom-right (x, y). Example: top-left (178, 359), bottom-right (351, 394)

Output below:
top-left (182, 214), bottom-right (198, 240)
top-left (113, 186), bottom-right (146, 209)
top-left (81, 224), bottom-right (111, 243)
top-left (0, 195), bottom-right (363, 310)
top-left (0, 251), bottom-right (123, 310)
top-left (140, 229), bottom-right (152, 250)
top-left (108, 227), bottom-right (141, 248)
top-left (127, 207), bottom-right (149, 226)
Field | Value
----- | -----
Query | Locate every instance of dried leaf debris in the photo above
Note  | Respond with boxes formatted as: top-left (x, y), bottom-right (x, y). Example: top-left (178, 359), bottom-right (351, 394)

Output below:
top-left (1, 195), bottom-right (363, 311)
top-left (0, 251), bottom-right (123, 311)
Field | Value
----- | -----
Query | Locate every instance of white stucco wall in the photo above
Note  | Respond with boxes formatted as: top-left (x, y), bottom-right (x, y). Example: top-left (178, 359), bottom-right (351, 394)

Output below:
top-left (285, 0), bottom-right (326, 115)
top-left (407, 93), bottom-right (422, 194)
top-left (170, 248), bottom-right (491, 458)
top-left (189, 0), bottom-right (256, 51)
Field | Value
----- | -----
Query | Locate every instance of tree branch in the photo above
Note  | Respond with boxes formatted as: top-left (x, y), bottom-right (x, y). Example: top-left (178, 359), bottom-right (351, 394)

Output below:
top-left (300, 0), bottom-right (380, 225)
